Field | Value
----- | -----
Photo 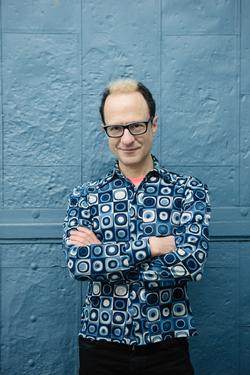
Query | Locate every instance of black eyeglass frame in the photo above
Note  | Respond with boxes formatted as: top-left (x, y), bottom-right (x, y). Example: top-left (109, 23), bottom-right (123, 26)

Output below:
top-left (102, 118), bottom-right (153, 138)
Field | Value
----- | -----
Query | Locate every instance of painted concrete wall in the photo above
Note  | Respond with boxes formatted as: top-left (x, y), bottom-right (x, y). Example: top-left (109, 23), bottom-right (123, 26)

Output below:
top-left (0, 1), bottom-right (249, 374)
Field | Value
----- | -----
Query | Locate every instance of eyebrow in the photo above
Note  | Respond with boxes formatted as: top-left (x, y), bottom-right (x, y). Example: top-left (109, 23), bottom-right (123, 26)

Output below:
top-left (104, 119), bottom-right (150, 126)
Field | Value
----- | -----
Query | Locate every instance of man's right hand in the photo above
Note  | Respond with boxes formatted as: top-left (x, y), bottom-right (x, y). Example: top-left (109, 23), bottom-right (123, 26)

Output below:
top-left (68, 227), bottom-right (101, 246)
top-left (149, 235), bottom-right (176, 257)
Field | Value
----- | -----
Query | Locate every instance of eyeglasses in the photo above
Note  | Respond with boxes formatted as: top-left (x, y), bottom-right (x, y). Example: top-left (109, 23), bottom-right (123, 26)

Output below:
top-left (102, 118), bottom-right (152, 138)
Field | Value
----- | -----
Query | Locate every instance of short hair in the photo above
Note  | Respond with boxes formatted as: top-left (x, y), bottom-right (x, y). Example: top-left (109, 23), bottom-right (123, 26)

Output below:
top-left (99, 79), bottom-right (156, 124)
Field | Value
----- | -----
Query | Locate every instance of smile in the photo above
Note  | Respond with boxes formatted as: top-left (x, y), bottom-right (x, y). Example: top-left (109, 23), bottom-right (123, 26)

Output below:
top-left (119, 148), bottom-right (140, 152)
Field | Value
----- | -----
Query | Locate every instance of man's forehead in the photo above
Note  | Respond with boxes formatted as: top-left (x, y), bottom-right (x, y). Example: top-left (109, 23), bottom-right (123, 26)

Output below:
top-left (104, 91), bottom-right (149, 112)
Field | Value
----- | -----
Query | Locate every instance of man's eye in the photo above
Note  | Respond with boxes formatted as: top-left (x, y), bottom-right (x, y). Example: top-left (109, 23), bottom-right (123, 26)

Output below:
top-left (109, 126), bottom-right (121, 132)
top-left (130, 122), bottom-right (144, 129)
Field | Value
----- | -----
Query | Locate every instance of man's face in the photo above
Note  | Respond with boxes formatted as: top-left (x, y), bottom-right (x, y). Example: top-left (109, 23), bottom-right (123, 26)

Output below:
top-left (103, 91), bottom-right (157, 172)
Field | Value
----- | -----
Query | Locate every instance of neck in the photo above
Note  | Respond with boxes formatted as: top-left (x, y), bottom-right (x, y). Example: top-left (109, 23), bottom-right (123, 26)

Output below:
top-left (118, 154), bottom-right (154, 178)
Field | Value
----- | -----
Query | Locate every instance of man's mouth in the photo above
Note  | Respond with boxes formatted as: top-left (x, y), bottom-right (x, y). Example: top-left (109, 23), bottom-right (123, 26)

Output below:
top-left (119, 148), bottom-right (139, 152)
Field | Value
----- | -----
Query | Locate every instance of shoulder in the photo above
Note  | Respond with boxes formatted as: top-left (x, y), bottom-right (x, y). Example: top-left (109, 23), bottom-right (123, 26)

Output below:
top-left (159, 166), bottom-right (209, 192)
top-left (160, 168), bottom-right (210, 212)
top-left (69, 169), bottom-right (115, 199)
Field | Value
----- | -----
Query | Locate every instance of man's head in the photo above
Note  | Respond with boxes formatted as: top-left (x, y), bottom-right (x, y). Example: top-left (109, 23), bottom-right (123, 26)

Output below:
top-left (100, 79), bottom-right (158, 176)
top-left (100, 79), bottom-right (156, 124)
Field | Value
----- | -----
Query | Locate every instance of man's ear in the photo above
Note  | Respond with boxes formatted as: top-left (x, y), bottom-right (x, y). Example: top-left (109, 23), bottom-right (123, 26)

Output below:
top-left (151, 115), bottom-right (158, 135)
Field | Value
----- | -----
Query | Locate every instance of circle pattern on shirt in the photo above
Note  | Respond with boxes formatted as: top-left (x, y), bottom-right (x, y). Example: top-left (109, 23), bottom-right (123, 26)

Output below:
top-left (73, 168), bottom-right (208, 345)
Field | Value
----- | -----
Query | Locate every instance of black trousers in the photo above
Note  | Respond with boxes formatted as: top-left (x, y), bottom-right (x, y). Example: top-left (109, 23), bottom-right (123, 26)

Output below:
top-left (79, 336), bottom-right (194, 375)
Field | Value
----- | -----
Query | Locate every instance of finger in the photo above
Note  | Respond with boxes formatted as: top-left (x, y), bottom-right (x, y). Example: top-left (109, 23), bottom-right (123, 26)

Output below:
top-left (69, 232), bottom-right (101, 246)
top-left (70, 231), bottom-right (89, 240)
top-left (77, 226), bottom-right (93, 234)
top-left (76, 226), bottom-right (98, 242)
top-left (70, 230), bottom-right (93, 243)
top-left (69, 235), bottom-right (92, 246)
top-left (67, 239), bottom-right (86, 246)
top-left (69, 234), bottom-right (92, 245)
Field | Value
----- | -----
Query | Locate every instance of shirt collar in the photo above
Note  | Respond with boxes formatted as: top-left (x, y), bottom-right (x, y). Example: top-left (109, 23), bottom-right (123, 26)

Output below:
top-left (107, 154), bottom-right (172, 183)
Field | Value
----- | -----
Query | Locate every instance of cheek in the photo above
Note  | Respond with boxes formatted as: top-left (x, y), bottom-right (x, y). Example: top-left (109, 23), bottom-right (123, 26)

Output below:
top-left (108, 139), bottom-right (118, 151)
top-left (139, 134), bottom-right (153, 147)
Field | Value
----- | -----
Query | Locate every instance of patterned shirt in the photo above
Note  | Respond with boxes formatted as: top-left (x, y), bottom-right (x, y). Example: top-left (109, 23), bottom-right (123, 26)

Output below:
top-left (63, 155), bottom-right (211, 345)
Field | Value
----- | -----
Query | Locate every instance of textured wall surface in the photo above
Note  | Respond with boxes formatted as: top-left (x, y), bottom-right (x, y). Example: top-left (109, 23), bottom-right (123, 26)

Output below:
top-left (0, 1), bottom-right (249, 374)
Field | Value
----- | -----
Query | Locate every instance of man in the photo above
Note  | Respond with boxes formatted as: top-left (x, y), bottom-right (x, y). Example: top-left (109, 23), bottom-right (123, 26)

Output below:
top-left (63, 79), bottom-right (210, 375)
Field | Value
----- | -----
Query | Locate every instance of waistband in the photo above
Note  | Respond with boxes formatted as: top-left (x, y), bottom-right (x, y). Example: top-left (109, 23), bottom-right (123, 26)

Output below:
top-left (79, 336), bottom-right (188, 353)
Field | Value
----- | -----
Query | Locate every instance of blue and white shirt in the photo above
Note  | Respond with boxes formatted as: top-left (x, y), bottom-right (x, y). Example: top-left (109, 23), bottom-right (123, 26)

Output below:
top-left (63, 155), bottom-right (211, 345)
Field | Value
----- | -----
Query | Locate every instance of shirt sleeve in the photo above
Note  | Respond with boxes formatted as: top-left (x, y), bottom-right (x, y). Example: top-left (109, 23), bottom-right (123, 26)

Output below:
top-left (139, 176), bottom-right (211, 286)
top-left (62, 185), bottom-right (151, 282)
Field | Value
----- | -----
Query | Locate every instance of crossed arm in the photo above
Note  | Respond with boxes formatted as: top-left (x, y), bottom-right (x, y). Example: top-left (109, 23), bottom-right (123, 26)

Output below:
top-left (68, 227), bottom-right (176, 257)
top-left (64, 178), bottom-right (210, 283)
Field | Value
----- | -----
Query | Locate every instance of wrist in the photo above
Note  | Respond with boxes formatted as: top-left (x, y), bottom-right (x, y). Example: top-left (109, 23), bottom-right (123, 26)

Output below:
top-left (149, 237), bottom-right (159, 257)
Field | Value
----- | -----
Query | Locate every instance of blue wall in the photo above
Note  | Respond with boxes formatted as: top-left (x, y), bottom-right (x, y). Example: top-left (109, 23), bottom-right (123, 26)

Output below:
top-left (1, 1), bottom-right (249, 374)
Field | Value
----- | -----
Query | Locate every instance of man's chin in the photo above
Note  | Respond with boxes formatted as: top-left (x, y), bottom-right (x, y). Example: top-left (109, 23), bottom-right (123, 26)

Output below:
top-left (119, 152), bottom-right (140, 163)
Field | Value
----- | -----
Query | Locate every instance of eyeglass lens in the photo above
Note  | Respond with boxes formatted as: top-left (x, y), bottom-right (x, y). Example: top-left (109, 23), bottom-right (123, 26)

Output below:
top-left (106, 122), bottom-right (148, 137)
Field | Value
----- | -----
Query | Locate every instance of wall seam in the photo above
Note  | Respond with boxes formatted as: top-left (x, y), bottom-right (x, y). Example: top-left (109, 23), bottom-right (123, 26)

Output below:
top-left (0, 2), bottom-right (3, 370)
top-left (155, 33), bottom-right (239, 37)
top-left (159, 0), bottom-right (162, 159)
top-left (80, 0), bottom-right (84, 184)
top-left (238, 0), bottom-right (242, 373)
top-left (238, 0), bottom-right (242, 207)
top-left (238, 3), bottom-right (242, 373)
top-left (1, 31), bottom-right (79, 35)
top-left (0, 0), bottom-right (4, 207)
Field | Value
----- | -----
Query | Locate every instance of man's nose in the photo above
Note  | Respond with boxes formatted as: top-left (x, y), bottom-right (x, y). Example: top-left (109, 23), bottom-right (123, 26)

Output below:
top-left (120, 128), bottom-right (135, 144)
